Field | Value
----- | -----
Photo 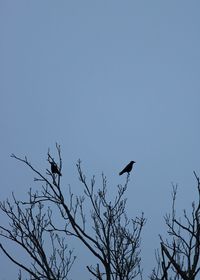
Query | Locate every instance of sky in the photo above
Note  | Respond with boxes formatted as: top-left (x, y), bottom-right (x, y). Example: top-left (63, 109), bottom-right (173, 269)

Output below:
top-left (1, 1), bottom-right (200, 279)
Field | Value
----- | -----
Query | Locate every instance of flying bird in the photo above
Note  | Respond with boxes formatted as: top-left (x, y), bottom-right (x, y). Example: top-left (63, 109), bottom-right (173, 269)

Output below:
top-left (119, 161), bottom-right (135, 176)
top-left (50, 161), bottom-right (62, 176)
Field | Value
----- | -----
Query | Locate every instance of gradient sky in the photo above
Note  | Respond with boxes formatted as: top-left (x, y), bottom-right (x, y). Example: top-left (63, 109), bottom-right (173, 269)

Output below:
top-left (1, 1), bottom-right (200, 279)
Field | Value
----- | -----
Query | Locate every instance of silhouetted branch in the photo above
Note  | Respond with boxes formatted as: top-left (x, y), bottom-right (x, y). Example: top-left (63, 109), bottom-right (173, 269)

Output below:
top-left (0, 151), bottom-right (75, 280)
top-left (2, 145), bottom-right (145, 280)
top-left (150, 172), bottom-right (200, 280)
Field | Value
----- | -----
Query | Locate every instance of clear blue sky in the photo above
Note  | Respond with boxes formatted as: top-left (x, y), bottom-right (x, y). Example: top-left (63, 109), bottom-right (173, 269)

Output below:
top-left (1, 1), bottom-right (200, 279)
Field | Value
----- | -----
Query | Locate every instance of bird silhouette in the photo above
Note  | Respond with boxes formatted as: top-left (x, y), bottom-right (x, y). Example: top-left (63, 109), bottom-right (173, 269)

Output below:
top-left (50, 161), bottom-right (62, 176)
top-left (119, 161), bottom-right (135, 176)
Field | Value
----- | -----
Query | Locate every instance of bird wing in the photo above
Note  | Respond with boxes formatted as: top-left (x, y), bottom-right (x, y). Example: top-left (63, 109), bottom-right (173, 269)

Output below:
top-left (119, 165), bottom-right (127, 175)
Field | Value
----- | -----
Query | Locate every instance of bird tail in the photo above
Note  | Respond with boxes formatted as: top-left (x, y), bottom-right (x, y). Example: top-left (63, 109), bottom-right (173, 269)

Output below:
top-left (119, 171), bottom-right (123, 176)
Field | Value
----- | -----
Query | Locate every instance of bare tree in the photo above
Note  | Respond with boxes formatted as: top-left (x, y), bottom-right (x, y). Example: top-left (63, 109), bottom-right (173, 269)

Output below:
top-left (0, 145), bottom-right (145, 280)
top-left (75, 160), bottom-right (145, 280)
top-left (0, 192), bottom-right (76, 280)
top-left (150, 172), bottom-right (200, 280)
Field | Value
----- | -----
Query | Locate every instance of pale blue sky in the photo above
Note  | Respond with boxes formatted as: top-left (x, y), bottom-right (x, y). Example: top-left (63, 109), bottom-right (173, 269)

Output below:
top-left (1, 1), bottom-right (200, 279)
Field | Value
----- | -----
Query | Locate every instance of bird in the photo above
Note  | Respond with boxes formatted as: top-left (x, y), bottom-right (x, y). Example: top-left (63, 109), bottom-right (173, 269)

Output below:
top-left (50, 161), bottom-right (62, 176)
top-left (119, 161), bottom-right (135, 176)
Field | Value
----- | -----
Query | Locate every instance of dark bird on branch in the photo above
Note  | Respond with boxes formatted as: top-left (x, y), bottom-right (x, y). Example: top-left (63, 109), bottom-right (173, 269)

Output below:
top-left (50, 161), bottom-right (62, 176)
top-left (119, 161), bottom-right (135, 176)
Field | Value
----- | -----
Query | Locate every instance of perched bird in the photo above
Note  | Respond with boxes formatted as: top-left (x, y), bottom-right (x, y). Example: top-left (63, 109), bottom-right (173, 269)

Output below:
top-left (119, 161), bottom-right (135, 176)
top-left (50, 161), bottom-right (62, 176)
